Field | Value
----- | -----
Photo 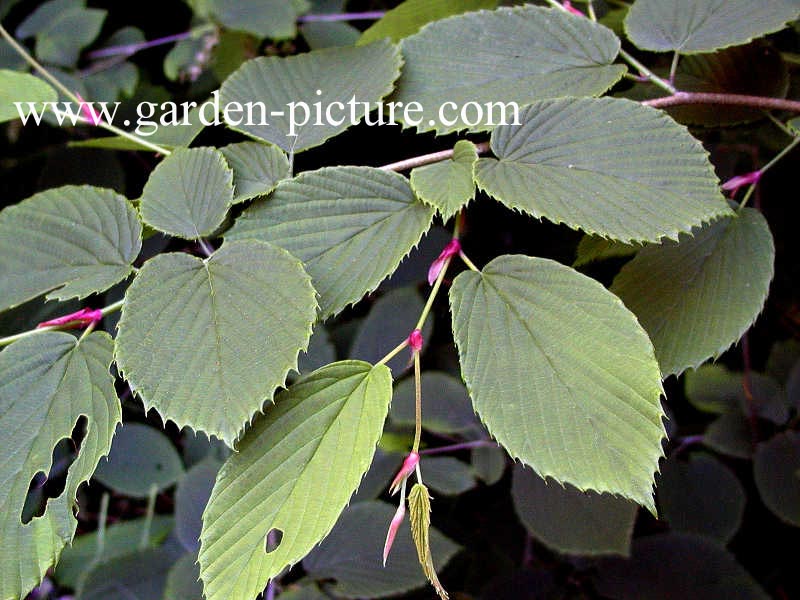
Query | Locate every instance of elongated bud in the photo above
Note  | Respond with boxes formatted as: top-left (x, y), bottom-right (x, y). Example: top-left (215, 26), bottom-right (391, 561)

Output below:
top-left (389, 451), bottom-right (419, 495)
top-left (76, 92), bottom-right (102, 125)
top-left (382, 500), bottom-right (406, 566)
top-left (721, 170), bottom-right (762, 194)
top-left (37, 307), bottom-right (103, 329)
top-left (408, 329), bottom-right (423, 353)
top-left (427, 239), bottom-right (461, 285)
top-left (562, 1), bottom-right (584, 16)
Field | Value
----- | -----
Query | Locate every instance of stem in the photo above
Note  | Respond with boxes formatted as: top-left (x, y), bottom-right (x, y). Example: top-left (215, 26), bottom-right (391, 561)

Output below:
top-left (198, 239), bottom-right (215, 258)
top-left (94, 492), bottom-right (110, 561)
top-left (586, 0), bottom-right (597, 21)
top-left (419, 440), bottom-right (496, 456)
top-left (739, 135), bottom-right (800, 210)
top-left (643, 91), bottom-right (800, 113)
top-left (412, 352), bottom-right (422, 453)
top-left (87, 28), bottom-right (210, 60)
top-left (668, 52), bottom-right (680, 85)
top-left (140, 484), bottom-right (158, 550)
top-left (298, 11), bottom-right (386, 22)
top-left (764, 112), bottom-right (797, 137)
top-left (619, 48), bottom-right (678, 94)
top-left (380, 141), bottom-right (490, 172)
top-left (458, 251), bottom-right (480, 272)
top-left (376, 339), bottom-right (409, 366)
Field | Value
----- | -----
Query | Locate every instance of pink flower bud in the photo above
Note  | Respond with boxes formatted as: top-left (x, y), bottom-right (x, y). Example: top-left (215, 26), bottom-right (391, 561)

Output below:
top-left (383, 501), bottom-right (406, 566)
top-left (75, 93), bottom-right (102, 126)
top-left (427, 239), bottom-right (461, 285)
top-left (408, 329), bottom-right (423, 353)
top-left (389, 451), bottom-right (420, 496)
top-left (37, 308), bottom-right (103, 329)
top-left (562, 1), bottom-right (584, 16)
top-left (721, 170), bottom-right (762, 195)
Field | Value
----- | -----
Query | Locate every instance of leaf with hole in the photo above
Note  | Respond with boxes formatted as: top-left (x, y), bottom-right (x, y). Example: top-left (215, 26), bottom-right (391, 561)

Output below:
top-left (475, 98), bottom-right (732, 243)
top-left (198, 361), bottom-right (393, 600)
top-left (0, 332), bottom-right (120, 600)
top-left (449, 254), bottom-right (665, 510)
top-left (115, 240), bottom-right (317, 445)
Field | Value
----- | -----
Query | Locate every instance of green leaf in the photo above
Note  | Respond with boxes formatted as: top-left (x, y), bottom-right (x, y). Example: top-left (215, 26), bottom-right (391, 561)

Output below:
top-left (0, 69), bottom-right (57, 123)
top-left (449, 254), bottom-right (665, 510)
top-left (219, 40), bottom-right (401, 152)
top-left (574, 235), bottom-right (639, 267)
top-left (391, 371), bottom-right (478, 434)
top-left (471, 445), bottom-right (506, 485)
top-left (175, 459), bottom-right (221, 553)
top-left (301, 21), bottom-right (360, 50)
top-left (227, 167), bottom-right (435, 318)
top-left (303, 501), bottom-right (460, 599)
top-left (163, 552), bottom-right (203, 600)
top-left (207, 0), bottom-right (300, 39)
top-left (753, 431), bottom-right (800, 526)
top-left (596, 533), bottom-right (770, 599)
top-left (408, 483), bottom-right (448, 599)
top-left (684, 364), bottom-right (744, 413)
top-left (421, 457), bottom-right (477, 496)
top-left (93, 423), bottom-right (185, 498)
top-left (390, 5), bottom-right (625, 134)
top-left (139, 147), bottom-right (234, 239)
top-left (624, 0), bottom-right (800, 54)
top-left (220, 141), bottom-right (291, 203)
top-left (611, 209), bottom-right (774, 376)
top-left (704, 413), bottom-right (753, 459)
top-left (359, 0), bottom-right (498, 44)
top-left (475, 98), bottom-right (732, 243)
top-left (198, 361), bottom-right (393, 600)
top-left (349, 286), bottom-right (432, 375)
top-left (511, 464), bottom-right (638, 556)
top-left (0, 332), bottom-right (120, 600)
top-left (0, 185), bottom-right (142, 312)
top-left (76, 546), bottom-right (180, 600)
top-left (54, 515), bottom-right (174, 589)
top-left (657, 454), bottom-right (745, 543)
top-left (115, 240), bottom-right (317, 445)
top-left (410, 140), bottom-right (477, 220)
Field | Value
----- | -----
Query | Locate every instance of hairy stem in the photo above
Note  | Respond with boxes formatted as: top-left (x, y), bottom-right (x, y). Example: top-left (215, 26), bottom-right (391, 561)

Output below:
top-left (380, 141), bottom-right (490, 172)
top-left (298, 11), bottom-right (386, 22)
top-left (644, 92), bottom-right (800, 112)
top-left (87, 27), bottom-right (213, 59)
top-left (619, 48), bottom-right (678, 95)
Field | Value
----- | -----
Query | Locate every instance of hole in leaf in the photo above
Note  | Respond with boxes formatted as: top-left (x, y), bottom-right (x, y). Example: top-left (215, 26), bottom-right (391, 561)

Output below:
top-left (265, 528), bottom-right (283, 554)
top-left (20, 416), bottom-right (87, 524)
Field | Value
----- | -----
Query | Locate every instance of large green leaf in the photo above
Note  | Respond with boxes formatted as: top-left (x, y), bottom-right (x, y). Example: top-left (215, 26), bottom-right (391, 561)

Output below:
top-left (753, 431), bottom-right (800, 526)
top-left (0, 185), bottom-right (141, 313)
top-left (0, 332), bottom-right (120, 600)
top-left (511, 464), bottom-right (638, 556)
top-left (220, 142), bottom-right (291, 203)
top-left (115, 240), bottom-right (317, 445)
top-left (219, 40), bottom-right (401, 152)
top-left (227, 167), bottom-right (435, 318)
top-left (206, 0), bottom-right (300, 39)
top-left (0, 69), bottom-right (57, 123)
top-left (624, 0), bottom-right (800, 54)
top-left (358, 0), bottom-right (498, 44)
top-left (611, 209), bottom-right (774, 376)
top-left (475, 98), bottom-right (732, 243)
top-left (410, 140), bottom-right (477, 220)
top-left (449, 255), bottom-right (665, 510)
top-left (139, 147), bottom-right (234, 240)
top-left (198, 361), bottom-right (392, 600)
top-left (303, 501), bottom-right (460, 599)
top-left (390, 5), bottom-right (625, 134)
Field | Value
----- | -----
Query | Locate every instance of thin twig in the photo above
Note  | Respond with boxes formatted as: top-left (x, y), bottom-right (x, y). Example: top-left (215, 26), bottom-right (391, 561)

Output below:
top-left (298, 12), bottom-right (386, 23)
top-left (380, 141), bottom-right (490, 172)
top-left (644, 92), bottom-right (800, 113)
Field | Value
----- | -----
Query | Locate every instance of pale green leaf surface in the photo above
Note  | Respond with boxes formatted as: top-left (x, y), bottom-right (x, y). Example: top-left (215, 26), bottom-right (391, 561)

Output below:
top-left (303, 501), bottom-right (459, 599)
top-left (476, 98), bottom-right (732, 243)
top-left (198, 362), bottom-right (392, 600)
top-left (227, 167), bottom-right (435, 318)
top-left (753, 431), bottom-right (800, 526)
top-left (390, 6), bottom-right (625, 133)
top-left (611, 209), bottom-right (774, 376)
top-left (139, 147), bottom-right (234, 239)
top-left (93, 423), bottom-right (184, 498)
top-left (0, 332), bottom-right (120, 600)
top-left (0, 69), bottom-right (57, 123)
top-left (410, 140), bottom-right (477, 220)
top-left (115, 240), bottom-right (317, 445)
top-left (220, 41), bottom-right (401, 151)
top-left (359, 0), bottom-right (498, 44)
top-left (512, 464), bottom-right (638, 556)
top-left (449, 255), bottom-right (665, 510)
top-left (624, 0), bottom-right (800, 54)
top-left (0, 185), bottom-right (141, 312)
top-left (220, 142), bottom-right (290, 203)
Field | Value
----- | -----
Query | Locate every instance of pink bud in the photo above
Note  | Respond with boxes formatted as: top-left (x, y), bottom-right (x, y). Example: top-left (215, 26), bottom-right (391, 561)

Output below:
top-left (383, 501), bottom-right (406, 566)
top-left (408, 329), bottom-right (423, 353)
top-left (37, 308), bottom-right (103, 329)
top-left (427, 239), bottom-right (461, 286)
top-left (562, 1), bottom-right (584, 16)
top-left (76, 92), bottom-right (102, 125)
top-left (389, 451), bottom-right (420, 495)
top-left (721, 170), bottom-right (762, 194)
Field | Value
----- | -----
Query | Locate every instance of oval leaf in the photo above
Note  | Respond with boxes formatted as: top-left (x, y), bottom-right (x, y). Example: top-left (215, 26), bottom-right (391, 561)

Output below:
top-left (0, 332), bottom-right (120, 600)
top-left (220, 40), bottom-right (401, 152)
top-left (0, 69), bottom-right (57, 122)
top-left (449, 254), bottom-right (665, 510)
top-left (139, 147), bottom-right (234, 239)
top-left (753, 431), bottom-right (800, 527)
top-left (390, 5), bottom-right (625, 133)
top-left (475, 98), bottom-right (732, 243)
top-left (611, 209), bottom-right (774, 376)
top-left (116, 240), bottom-right (317, 445)
top-left (198, 361), bottom-right (393, 600)
top-left (410, 140), bottom-right (477, 220)
top-left (0, 185), bottom-right (142, 312)
top-left (624, 0), bottom-right (800, 54)
top-left (227, 166), bottom-right (435, 318)
top-left (220, 141), bottom-right (290, 203)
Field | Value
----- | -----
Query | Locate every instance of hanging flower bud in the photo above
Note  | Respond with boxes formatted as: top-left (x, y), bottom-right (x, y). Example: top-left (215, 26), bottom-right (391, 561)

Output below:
top-left (382, 499), bottom-right (406, 566)
top-left (427, 239), bottom-right (461, 285)
top-left (37, 307), bottom-right (103, 329)
top-left (721, 170), bottom-right (762, 195)
top-left (389, 451), bottom-right (420, 495)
